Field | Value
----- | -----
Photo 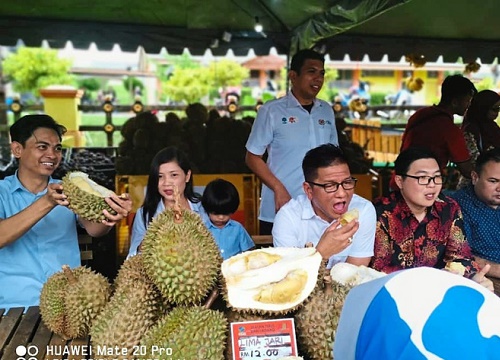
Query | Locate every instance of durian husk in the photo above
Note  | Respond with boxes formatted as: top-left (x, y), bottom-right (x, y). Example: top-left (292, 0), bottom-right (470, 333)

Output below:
top-left (221, 247), bottom-right (324, 316)
top-left (62, 171), bottom-right (116, 222)
top-left (141, 306), bottom-right (228, 360)
top-left (294, 276), bottom-right (353, 360)
top-left (91, 283), bottom-right (162, 360)
top-left (141, 208), bottom-right (223, 305)
top-left (90, 255), bottom-right (164, 359)
top-left (40, 265), bottom-right (111, 339)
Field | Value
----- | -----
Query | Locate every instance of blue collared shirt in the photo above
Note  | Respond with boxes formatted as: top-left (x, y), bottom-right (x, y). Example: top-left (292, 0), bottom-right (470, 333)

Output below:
top-left (0, 173), bottom-right (80, 310)
top-left (452, 185), bottom-right (500, 263)
top-left (246, 92), bottom-right (338, 222)
top-left (204, 218), bottom-right (255, 260)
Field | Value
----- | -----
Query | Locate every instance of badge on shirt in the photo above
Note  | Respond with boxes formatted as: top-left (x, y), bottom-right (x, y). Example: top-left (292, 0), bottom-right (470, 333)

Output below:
top-left (282, 116), bottom-right (297, 124)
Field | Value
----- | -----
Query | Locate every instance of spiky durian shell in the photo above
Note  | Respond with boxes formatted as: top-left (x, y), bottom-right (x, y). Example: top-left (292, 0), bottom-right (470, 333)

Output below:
top-left (294, 281), bottom-right (353, 360)
top-left (39, 271), bottom-right (67, 335)
top-left (91, 283), bottom-right (162, 359)
top-left (40, 266), bottom-right (111, 339)
top-left (142, 306), bottom-right (228, 360)
top-left (90, 255), bottom-right (164, 359)
top-left (62, 171), bottom-right (116, 222)
top-left (112, 254), bottom-right (154, 291)
top-left (141, 208), bottom-right (222, 305)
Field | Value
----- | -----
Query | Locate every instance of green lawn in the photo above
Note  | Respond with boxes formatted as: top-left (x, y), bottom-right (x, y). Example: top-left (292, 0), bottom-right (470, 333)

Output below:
top-left (80, 113), bottom-right (131, 148)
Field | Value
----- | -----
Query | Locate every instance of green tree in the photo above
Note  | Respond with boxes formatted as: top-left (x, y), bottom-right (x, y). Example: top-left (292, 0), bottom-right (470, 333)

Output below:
top-left (77, 77), bottom-right (101, 92)
top-left (207, 59), bottom-right (248, 89)
top-left (163, 67), bottom-right (210, 103)
top-left (3, 47), bottom-right (74, 95)
top-left (162, 58), bottom-right (248, 104)
top-left (123, 76), bottom-right (144, 100)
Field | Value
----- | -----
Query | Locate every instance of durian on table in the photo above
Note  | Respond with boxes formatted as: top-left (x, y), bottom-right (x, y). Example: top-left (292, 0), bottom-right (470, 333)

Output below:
top-left (62, 171), bottom-right (117, 222)
top-left (39, 265), bottom-right (111, 339)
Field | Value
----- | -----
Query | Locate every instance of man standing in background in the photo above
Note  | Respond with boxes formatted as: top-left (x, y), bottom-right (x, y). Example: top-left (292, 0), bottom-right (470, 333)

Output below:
top-left (245, 49), bottom-right (338, 235)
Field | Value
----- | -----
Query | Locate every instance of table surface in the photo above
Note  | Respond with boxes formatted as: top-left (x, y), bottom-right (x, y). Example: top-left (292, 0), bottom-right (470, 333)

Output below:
top-left (0, 306), bottom-right (91, 360)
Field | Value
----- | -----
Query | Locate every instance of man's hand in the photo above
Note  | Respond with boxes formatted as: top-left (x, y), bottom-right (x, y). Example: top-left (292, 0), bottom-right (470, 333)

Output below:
top-left (315, 218), bottom-right (359, 260)
top-left (101, 193), bottom-right (133, 226)
top-left (472, 264), bottom-right (494, 291)
top-left (274, 185), bottom-right (292, 213)
top-left (46, 183), bottom-right (69, 207)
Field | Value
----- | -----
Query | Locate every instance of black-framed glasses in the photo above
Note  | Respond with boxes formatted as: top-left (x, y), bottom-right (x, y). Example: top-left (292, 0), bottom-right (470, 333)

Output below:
top-left (307, 177), bottom-right (357, 193)
top-left (403, 174), bottom-right (444, 185)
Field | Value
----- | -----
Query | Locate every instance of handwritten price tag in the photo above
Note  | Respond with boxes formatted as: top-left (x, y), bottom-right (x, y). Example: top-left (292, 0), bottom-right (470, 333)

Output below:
top-left (230, 318), bottom-right (298, 360)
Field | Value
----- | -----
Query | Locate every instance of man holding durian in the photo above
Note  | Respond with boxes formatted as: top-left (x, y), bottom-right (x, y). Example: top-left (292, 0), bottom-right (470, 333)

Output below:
top-left (0, 114), bottom-right (132, 310)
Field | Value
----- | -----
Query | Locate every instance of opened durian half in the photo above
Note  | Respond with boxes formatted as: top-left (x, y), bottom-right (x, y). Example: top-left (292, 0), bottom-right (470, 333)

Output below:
top-left (222, 247), bottom-right (323, 314)
top-left (62, 171), bottom-right (116, 222)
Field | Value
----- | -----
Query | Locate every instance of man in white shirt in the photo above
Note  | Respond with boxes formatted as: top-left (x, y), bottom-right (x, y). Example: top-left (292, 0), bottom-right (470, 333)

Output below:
top-left (245, 49), bottom-right (338, 235)
top-left (273, 144), bottom-right (376, 268)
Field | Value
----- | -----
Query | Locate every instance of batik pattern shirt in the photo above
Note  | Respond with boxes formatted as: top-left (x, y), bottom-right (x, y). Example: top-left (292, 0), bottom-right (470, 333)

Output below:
top-left (371, 191), bottom-right (479, 278)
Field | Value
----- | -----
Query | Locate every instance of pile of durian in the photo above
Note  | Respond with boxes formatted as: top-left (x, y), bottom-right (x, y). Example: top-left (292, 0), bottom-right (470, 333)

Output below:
top-left (40, 200), bottom-right (385, 360)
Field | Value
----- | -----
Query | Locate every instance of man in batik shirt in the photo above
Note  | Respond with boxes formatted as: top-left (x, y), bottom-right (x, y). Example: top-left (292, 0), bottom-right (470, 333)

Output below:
top-left (370, 147), bottom-right (492, 290)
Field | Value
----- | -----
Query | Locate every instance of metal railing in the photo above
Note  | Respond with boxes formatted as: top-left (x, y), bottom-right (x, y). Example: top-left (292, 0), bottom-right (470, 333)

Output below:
top-left (0, 98), bottom-right (425, 147)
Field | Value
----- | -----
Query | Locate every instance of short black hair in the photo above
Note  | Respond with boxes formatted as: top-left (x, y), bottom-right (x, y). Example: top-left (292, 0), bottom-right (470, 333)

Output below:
top-left (394, 147), bottom-right (440, 175)
top-left (475, 147), bottom-right (500, 174)
top-left (10, 114), bottom-right (66, 146)
top-left (202, 178), bottom-right (239, 215)
top-left (441, 74), bottom-right (477, 104)
top-left (290, 49), bottom-right (325, 75)
top-left (302, 144), bottom-right (348, 182)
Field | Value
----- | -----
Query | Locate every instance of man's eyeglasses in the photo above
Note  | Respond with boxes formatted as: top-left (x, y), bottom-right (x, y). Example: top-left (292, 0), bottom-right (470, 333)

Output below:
top-left (307, 178), bottom-right (357, 193)
top-left (403, 174), bottom-right (444, 185)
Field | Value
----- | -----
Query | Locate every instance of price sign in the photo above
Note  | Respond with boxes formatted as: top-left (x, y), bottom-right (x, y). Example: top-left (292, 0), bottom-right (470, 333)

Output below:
top-left (230, 318), bottom-right (298, 360)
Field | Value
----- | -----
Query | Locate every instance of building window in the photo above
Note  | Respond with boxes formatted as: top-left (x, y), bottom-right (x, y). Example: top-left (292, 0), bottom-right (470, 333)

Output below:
top-left (361, 70), bottom-right (394, 77)
top-left (427, 71), bottom-right (438, 78)
top-left (250, 70), bottom-right (260, 78)
top-left (337, 69), bottom-right (353, 80)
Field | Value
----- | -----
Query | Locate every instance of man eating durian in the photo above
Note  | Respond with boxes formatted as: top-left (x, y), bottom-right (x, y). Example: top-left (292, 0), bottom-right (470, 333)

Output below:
top-left (273, 144), bottom-right (376, 269)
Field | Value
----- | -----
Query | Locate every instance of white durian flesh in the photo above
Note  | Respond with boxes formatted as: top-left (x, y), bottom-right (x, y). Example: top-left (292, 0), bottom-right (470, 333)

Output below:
top-left (330, 262), bottom-right (386, 286)
top-left (67, 172), bottom-right (114, 197)
top-left (222, 247), bottom-right (323, 313)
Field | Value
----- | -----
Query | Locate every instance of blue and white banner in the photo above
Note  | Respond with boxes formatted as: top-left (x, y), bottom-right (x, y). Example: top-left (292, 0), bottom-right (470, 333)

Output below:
top-left (334, 267), bottom-right (500, 360)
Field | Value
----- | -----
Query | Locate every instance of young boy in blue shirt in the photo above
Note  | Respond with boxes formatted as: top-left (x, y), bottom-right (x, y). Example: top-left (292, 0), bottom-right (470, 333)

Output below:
top-left (202, 178), bottom-right (255, 260)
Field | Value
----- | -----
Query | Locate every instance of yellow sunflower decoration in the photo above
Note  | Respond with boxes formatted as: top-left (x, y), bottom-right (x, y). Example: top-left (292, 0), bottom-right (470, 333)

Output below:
top-left (348, 97), bottom-right (368, 113)
top-left (464, 61), bottom-right (481, 74)
top-left (406, 77), bottom-right (424, 92)
top-left (405, 54), bottom-right (427, 68)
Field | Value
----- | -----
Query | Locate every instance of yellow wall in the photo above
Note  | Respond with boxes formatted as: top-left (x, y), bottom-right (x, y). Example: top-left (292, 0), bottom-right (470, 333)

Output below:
top-left (359, 70), bottom-right (443, 105)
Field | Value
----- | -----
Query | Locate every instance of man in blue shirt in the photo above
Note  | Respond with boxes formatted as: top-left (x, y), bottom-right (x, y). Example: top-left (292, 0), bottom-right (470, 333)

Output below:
top-left (0, 114), bottom-right (132, 310)
top-left (452, 148), bottom-right (500, 282)
top-left (245, 49), bottom-right (338, 235)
